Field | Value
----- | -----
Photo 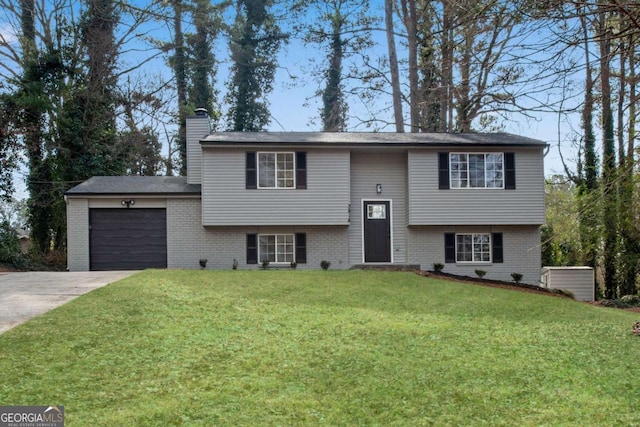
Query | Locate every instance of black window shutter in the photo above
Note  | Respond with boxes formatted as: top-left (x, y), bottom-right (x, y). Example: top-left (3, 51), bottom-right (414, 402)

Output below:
top-left (247, 234), bottom-right (258, 264)
top-left (438, 152), bottom-right (450, 189)
top-left (492, 233), bottom-right (504, 263)
top-left (246, 152), bottom-right (257, 189)
top-left (444, 233), bottom-right (456, 263)
top-left (295, 233), bottom-right (307, 264)
top-left (504, 152), bottom-right (515, 190)
top-left (296, 152), bottom-right (307, 189)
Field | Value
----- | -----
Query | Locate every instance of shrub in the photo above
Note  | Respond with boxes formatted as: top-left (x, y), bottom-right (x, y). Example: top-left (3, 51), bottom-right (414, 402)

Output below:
top-left (433, 263), bottom-right (444, 273)
top-left (555, 288), bottom-right (575, 299)
top-left (290, 261), bottom-right (297, 269)
top-left (232, 258), bottom-right (238, 270)
top-left (475, 269), bottom-right (487, 278)
top-left (261, 259), bottom-right (270, 270)
top-left (199, 259), bottom-right (207, 269)
top-left (601, 297), bottom-right (640, 309)
top-left (39, 248), bottom-right (67, 270)
top-left (320, 260), bottom-right (331, 270)
top-left (600, 299), bottom-right (632, 308)
top-left (511, 273), bottom-right (523, 284)
top-left (0, 221), bottom-right (20, 267)
top-left (620, 295), bottom-right (640, 306)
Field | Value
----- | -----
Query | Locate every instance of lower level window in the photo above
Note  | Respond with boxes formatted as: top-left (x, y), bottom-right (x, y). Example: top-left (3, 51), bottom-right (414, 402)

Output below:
top-left (259, 234), bottom-right (294, 263)
top-left (456, 233), bottom-right (491, 262)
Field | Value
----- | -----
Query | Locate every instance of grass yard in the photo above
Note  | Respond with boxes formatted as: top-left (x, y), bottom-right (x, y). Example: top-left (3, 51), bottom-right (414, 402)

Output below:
top-left (0, 270), bottom-right (639, 426)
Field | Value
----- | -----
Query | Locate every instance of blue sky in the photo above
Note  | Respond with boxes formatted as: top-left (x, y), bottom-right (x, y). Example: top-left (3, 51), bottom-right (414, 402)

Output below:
top-left (2, 0), bottom-right (583, 200)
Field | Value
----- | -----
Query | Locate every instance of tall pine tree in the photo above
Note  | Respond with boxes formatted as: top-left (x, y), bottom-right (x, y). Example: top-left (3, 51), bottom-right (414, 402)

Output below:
top-left (226, 0), bottom-right (285, 131)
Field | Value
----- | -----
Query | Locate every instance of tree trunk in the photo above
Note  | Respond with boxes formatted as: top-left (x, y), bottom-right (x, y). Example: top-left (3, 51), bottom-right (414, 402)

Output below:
top-left (598, 3), bottom-right (618, 299)
top-left (321, 9), bottom-right (345, 132)
top-left (385, 0), bottom-right (404, 132)
top-left (577, 8), bottom-right (598, 274)
top-left (618, 34), bottom-right (638, 296)
top-left (21, 0), bottom-right (50, 253)
top-left (173, 0), bottom-right (186, 176)
top-left (456, 28), bottom-right (473, 132)
top-left (440, 0), bottom-right (453, 131)
top-left (401, 0), bottom-right (419, 132)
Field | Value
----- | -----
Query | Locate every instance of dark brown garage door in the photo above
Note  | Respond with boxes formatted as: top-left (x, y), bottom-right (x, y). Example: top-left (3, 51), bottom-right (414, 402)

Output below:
top-left (89, 208), bottom-right (167, 270)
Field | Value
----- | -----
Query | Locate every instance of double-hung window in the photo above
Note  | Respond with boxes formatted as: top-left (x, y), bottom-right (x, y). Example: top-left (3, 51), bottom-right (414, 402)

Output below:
top-left (247, 233), bottom-right (306, 265)
top-left (450, 153), bottom-right (504, 189)
top-left (246, 151), bottom-right (306, 190)
top-left (456, 233), bottom-right (491, 263)
top-left (259, 152), bottom-right (294, 189)
top-left (259, 234), bottom-right (294, 264)
top-left (445, 232), bottom-right (503, 264)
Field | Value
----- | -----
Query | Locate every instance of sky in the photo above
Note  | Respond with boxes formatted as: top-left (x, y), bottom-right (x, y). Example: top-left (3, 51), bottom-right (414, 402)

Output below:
top-left (2, 1), bottom-right (582, 200)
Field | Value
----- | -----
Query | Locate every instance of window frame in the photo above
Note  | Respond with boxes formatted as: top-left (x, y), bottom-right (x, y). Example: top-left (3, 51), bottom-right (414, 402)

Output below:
top-left (449, 152), bottom-right (505, 189)
top-left (258, 233), bottom-right (295, 264)
top-left (455, 233), bottom-right (492, 263)
top-left (257, 152), bottom-right (296, 189)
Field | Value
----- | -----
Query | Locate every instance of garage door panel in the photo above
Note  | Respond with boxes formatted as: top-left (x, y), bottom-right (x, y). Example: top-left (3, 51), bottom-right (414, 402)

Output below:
top-left (90, 208), bottom-right (167, 270)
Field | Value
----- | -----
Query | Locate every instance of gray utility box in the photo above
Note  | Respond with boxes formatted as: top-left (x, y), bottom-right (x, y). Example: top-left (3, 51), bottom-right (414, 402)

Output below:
top-left (540, 267), bottom-right (595, 301)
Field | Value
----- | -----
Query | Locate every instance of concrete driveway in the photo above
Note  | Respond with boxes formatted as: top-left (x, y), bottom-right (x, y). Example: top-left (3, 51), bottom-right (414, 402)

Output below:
top-left (0, 271), bottom-right (137, 333)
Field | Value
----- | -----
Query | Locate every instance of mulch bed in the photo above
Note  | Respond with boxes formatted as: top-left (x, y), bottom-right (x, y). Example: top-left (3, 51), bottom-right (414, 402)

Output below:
top-left (417, 270), bottom-right (571, 298)
top-left (418, 270), bottom-right (640, 315)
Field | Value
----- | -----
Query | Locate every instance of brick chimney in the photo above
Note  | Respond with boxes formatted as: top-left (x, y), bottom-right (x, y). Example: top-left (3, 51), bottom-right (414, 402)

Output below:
top-left (186, 108), bottom-right (210, 185)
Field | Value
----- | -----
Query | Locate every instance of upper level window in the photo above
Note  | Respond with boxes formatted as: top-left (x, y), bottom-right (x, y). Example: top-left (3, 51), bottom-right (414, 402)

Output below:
top-left (450, 153), bottom-right (504, 189)
top-left (259, 152), bottom-right (294, 189)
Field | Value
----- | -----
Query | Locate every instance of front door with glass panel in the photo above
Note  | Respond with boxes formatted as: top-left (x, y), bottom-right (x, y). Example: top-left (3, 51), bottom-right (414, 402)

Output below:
top-left (363, 201), bottom-right (391, 263)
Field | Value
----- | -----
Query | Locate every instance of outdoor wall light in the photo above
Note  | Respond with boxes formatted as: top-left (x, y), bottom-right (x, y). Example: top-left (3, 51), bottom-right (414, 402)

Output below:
top-left (376, 184), bottom-right (382, 194)
top-left (121, 199), bottom-right (135, 208)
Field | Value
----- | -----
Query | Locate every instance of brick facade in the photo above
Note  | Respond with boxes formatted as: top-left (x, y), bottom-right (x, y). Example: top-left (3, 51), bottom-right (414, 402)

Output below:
top-left (407, 225), bottom-right (541, 284)
top-left (66, 198), bottom-right (89, 271)
top-left (166, 199), bottom-right (350, 270)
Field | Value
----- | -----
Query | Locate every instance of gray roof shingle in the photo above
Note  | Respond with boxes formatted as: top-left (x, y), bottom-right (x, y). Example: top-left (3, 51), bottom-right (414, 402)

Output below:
top-left (200, 132), bottom-right (546, 146)
top-left (65, 176), bottom-right (201, 196)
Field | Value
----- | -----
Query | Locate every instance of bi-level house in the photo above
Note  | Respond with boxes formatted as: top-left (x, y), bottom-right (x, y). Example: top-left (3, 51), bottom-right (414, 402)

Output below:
top-left (65, 109), bottom-right (546, 284)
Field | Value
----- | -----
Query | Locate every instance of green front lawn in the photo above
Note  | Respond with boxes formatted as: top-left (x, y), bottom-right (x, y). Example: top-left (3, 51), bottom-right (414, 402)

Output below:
top-left (1, 270), bottom-right (638, 426)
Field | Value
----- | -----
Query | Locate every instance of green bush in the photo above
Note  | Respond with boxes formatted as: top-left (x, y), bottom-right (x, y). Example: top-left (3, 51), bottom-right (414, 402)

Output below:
top-left (433, 263), bottom-right (444, 273)
top-left (600, 295), bottom-right (640, 309)
top-left (320, 260), bottom-right (331, 270)
top-left (555, 288), bottom-right (575, 299)
top-left (600, 299), bottom-right (632, 309)
top-left (620, 294), bottom-right (640, 306)
top-left (475, 269), bottom-right (487, 278)
top-left (511, 273), bottom-right (523, 284)
top-left (0, 221), bottom-right (20, 266)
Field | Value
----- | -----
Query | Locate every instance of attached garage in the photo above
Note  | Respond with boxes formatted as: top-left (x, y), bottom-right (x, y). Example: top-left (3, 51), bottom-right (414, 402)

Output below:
top-left (65, 176), bottom-right (201, 271)
top-left (89, 208), bottom-right (167, 270)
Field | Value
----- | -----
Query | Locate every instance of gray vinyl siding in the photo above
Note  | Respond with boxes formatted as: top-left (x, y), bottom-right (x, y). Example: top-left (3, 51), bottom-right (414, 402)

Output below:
top-left (541, 267), bottom-right (594, 301)
top-left (349, 152), bottom-right (408, 264)
top-left (186, 115), bottom-right (210, 185)
top-left (407, 225), bottom-right (542, 284)
top-left (201, 148), bottom-right (350, 226)
top-left (408, 147), bottom-right (545, 225)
